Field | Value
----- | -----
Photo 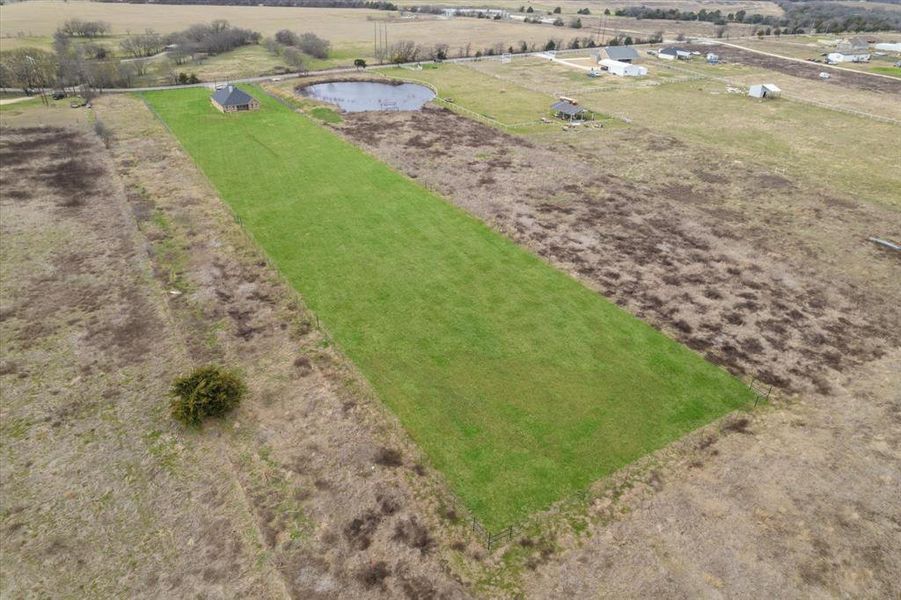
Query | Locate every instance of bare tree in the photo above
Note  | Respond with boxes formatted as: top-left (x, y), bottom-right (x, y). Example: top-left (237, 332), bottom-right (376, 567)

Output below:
top-left (389, 40), bottom-right (419, 63)
top-left (0, 48), bottom-right (57, 100)
top-left (120, 30), bottom-right (164, 59)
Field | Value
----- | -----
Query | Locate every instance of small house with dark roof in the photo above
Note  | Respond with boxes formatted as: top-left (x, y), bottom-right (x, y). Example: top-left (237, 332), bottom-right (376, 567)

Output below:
top-left (658, 47), bottom-right (691, 61)
top-left (593, 46), bottom-right (640, 63)
top-left (551, 99), bottom-right (591, 121)
top-left (211, 85), bottom-right (260, 112)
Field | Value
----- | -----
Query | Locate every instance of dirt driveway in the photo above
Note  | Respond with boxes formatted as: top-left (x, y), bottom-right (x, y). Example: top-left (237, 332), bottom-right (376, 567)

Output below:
top-left (688, 43), bottom-right (901, 94)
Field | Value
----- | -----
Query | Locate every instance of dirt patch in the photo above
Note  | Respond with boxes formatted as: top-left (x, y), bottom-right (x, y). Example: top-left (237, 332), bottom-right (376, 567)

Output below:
top-left (0, 126), bottom-right (278, 597)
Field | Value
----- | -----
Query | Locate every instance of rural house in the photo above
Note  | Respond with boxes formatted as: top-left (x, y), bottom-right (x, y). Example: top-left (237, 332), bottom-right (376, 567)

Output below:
top-left (658, 47), bottom-right (691, 60)
top-left (599, 58), bottom-right (648, 77)
top-left (211, 86), bottom-right (260, 112)
top-left (551, 99), bottom-right (591, 121)
top-left (593, 46), bottom-right (640, 63)
top-left (748, 83), bottom-right (781, 99)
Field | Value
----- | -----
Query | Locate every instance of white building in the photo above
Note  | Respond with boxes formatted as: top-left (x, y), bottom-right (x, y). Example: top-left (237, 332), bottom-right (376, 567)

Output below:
top-left (748, 83), bottom-right (781, 99)
top-left (599, 59), bottom-right (648, 77)
top-left (827, 51), bottom-right (870, 63)
top-left (874, 42), bottom-right (901, 53)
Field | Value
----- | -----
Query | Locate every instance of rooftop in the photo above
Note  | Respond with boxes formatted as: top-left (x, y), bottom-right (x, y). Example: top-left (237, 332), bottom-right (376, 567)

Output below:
top-left (211, 85), bottom-right (256, 107)
top-left (551, 100), bottom-right (588, 116)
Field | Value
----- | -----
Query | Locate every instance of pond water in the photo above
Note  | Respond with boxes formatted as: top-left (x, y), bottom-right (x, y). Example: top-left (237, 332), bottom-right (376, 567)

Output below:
top-left (300, 81), bottom-right (436, 113)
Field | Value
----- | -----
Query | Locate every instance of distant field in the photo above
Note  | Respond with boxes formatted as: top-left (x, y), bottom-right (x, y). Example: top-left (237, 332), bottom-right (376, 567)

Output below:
top-left (383, 63), bottom-right (554, 125)
top-left (0, 1), bottom-right (596, 55)
top-left (391, 58), bottom-right (901, 207)
top-left (189, 45), bottom-right (286, 82)
top-left (144, 86), bottom-right (752, 529)
top-left (570, 79), bottom-right (901, 206)
top-left (0, 0), bottom-right (748, 57)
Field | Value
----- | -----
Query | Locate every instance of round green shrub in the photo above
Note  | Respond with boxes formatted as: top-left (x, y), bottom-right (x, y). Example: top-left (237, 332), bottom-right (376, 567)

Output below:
top-left (170, 365), bottom-right (246, 426)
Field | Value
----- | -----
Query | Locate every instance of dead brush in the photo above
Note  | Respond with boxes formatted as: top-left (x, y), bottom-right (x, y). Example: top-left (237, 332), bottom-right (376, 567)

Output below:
top-left (392, 516), bottom-right (434, 555)
top-left (357, 561), bottom-right (390, 589)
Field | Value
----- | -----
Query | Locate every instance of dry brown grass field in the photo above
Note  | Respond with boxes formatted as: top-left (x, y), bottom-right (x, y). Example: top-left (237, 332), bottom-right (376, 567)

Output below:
top-left (0, 0), bottom-right (757, 56)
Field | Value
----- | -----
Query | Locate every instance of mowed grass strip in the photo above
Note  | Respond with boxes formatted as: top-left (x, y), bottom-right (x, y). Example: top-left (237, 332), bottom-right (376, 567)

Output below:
top-left (144, 87), bottom-right (752, 529)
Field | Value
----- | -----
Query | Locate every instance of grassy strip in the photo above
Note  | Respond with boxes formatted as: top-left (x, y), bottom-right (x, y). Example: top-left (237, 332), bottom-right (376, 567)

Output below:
top-left (144, 86), bottom-right (752, 529)
top-left (870, 66), bottom-right (901, 78)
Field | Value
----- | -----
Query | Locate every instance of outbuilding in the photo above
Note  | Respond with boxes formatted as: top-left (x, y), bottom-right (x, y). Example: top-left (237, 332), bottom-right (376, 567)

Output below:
top-left (593, 46), bottom-right (640, 63)
top-left (599, 59), bottom-right (648, 77)
top-left (211, 85), bottom-right (260, 112)
top-left (551, 99), bottom-right (592, 121)
top-left (748, 83), bottom-right (781, 99)
top-left (658, 47), bottom-right (691, 61)
top-left (874, 42), bottom-right (901, 53)
top-left (826, 51), bottom-right (870, 64)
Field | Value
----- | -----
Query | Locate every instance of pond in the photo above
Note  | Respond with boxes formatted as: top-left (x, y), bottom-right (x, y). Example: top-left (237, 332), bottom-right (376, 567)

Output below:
top-left (300, 81), bottom-right (436, 113)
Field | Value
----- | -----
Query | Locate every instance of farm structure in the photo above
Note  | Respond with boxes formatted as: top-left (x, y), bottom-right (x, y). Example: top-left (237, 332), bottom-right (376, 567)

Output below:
top-left (551, 99), bottom-right (593, 120)
top-left (593, 46), bottom-right (640, 63)
top-left (874, 42), bottom-right (901, 53)
top-left (827, 51), bottom-right (870, 63)
top-left (748, 83), bottom-right (781, 99)
top-left (658, 47), bottom-right (691, 60)
top-left (210, 85), bottom-right (260, 112)
top-left (600, 59), bottom-right (648, 77)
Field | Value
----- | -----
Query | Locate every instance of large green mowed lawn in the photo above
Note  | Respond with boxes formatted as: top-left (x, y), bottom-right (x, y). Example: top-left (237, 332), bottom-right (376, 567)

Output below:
top-left (144, 87), bottom-right (752, 529)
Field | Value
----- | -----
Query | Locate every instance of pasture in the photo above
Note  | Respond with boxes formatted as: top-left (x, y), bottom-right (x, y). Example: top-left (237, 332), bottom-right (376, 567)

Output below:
top-left (144, 86), bottom-right (752, 529)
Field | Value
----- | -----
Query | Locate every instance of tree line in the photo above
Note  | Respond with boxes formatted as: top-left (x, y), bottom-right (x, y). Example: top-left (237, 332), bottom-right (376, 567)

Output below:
top-left (94, 0), bottom-right (397, 8)
top-left (262, 30), bottom-right (331, 71)
top-left (614, 1), bottom-right (901, 33)
top-left (0, 19), bottom-right (262, 92)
